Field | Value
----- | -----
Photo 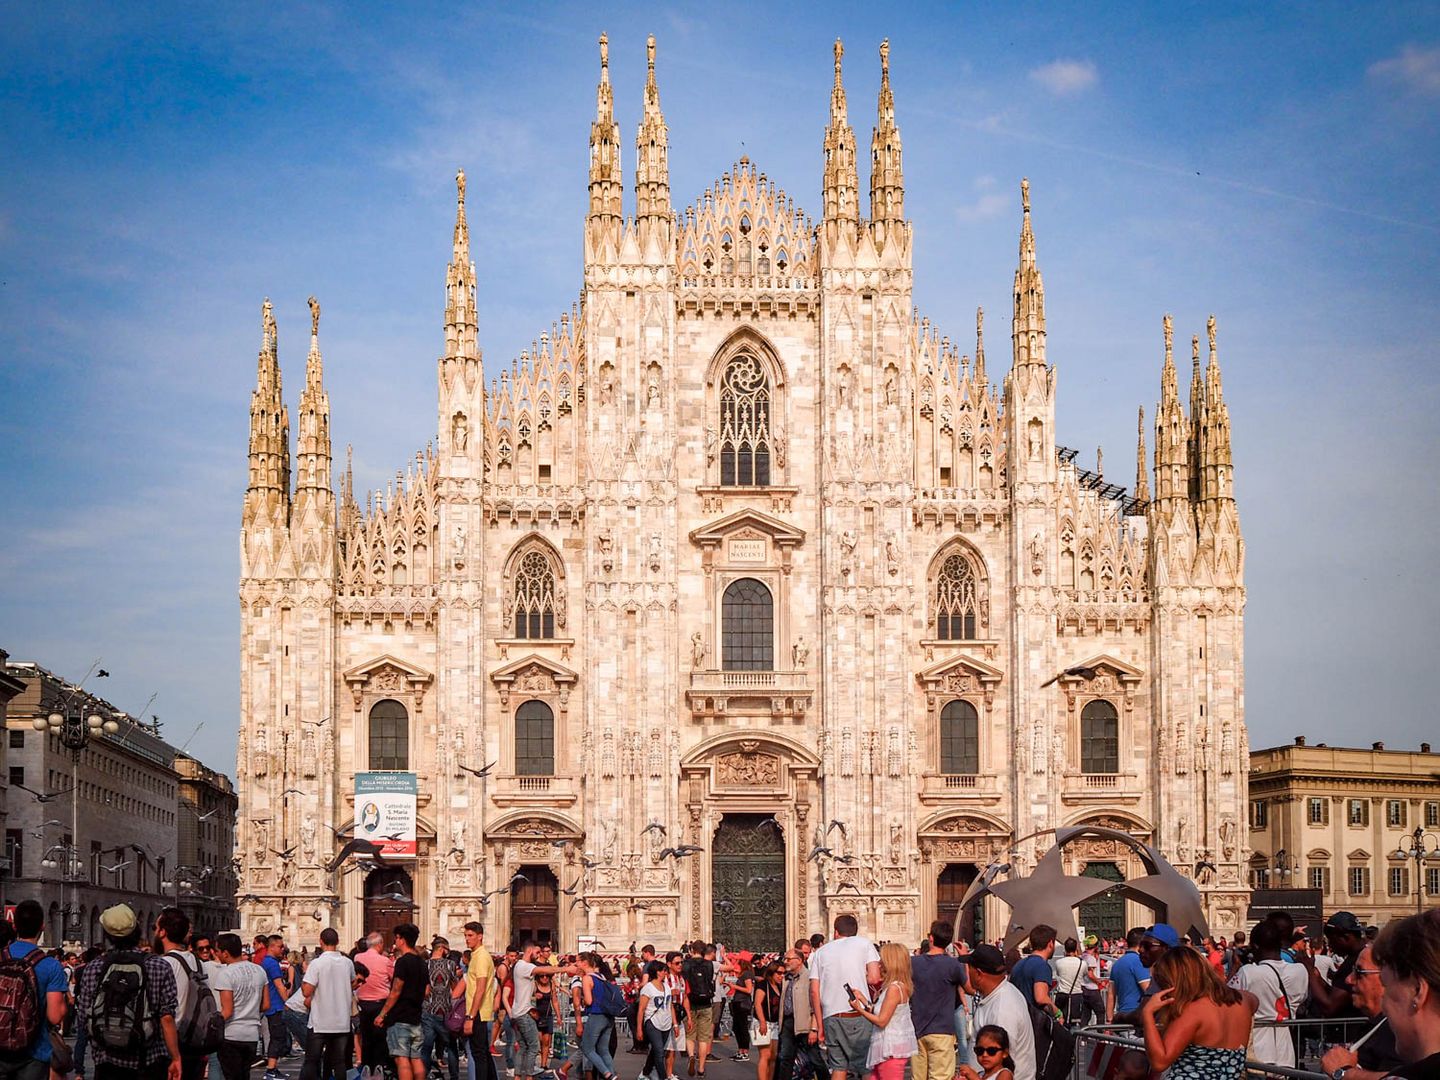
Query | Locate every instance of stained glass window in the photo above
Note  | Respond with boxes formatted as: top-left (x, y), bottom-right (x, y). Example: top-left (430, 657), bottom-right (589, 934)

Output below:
top-left (935, 554), bottom-right (980, 639)
top-left (719, 355), bottom-right (772, 486)
top-left (513, 550), bottom-right (557, 639)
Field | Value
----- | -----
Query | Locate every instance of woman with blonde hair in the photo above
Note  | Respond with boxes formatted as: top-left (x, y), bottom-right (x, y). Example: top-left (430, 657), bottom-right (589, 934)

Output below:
top-left (849, 942), bottom-right (918, 1080)
top-left (1140, 945), bottom-right (1256, 1078)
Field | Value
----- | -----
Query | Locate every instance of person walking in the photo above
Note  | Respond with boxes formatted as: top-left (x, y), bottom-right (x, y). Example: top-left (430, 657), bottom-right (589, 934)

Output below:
top-left (772, 947), bottom-right (823, 1080)
top-left (421, 939), bottom-right (463, 1080)
top-left (214, 933), bottom-right (269, 1080)
top-left (808, 915), bottom-right (882, 1080)
top-left (752, 963), bottom-right (782, 1080)
top-left (720, 958), bottom-right (754, 1063)
top-left (154, 908), bottom-right (209, 1080)
top-left (258, 937), bottom-right (290, 1080)
top-left (374, 924), bottom-right (429, 1080)
top-left (507, 941), bottom-right (569, 1080)
top-left (574, 953), bottom-right (618, 1080)
top-left (1008, 928), bottom-right (1056, 1014)
top-left (0, 899), bottom-right (68, 1080)
top-left (299, 928), bottom-right (357, 1080)
top-left (849, 943), bottom-right (918, 1080)
top-left (639, 963), bottom-right (677, 1080)
top-left (460, 924), bottom-right (498, 1080)
top-left (680, 943), bottom-right (716, 1079)
top-left (1139, 946), bottom-right (1256, 1079)
top-left (1049, 939), bottom-right (1087, 1027)
top-left (1226, 918), bottom-right (1308, 1069)
top-left (357, 934), bottom-right (396, 1077)
top-left (909, 920), bottom-right (968, 1080)
top-left (1105, 929), bottom-right (1150, 1023)
top-left (966, 946), bottom-right (1034, 1080)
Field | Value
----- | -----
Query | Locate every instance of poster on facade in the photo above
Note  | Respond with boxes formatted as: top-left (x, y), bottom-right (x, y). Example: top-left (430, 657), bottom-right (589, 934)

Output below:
top-left (354, 771), bottom-right (417, 857)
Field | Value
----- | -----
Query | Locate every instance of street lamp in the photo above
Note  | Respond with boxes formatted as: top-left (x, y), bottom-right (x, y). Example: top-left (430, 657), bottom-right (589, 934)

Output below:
top-left (1390, 826), bottom-right (1440, 915)
top-left (33, 691), bottom-right (120, 937)
top-left (1271, 848), bottom-right (1300, 885)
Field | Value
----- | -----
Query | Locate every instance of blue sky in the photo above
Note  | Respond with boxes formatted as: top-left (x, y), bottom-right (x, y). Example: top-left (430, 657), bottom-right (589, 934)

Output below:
top-left (2, 3), bottom-right (1437, 774)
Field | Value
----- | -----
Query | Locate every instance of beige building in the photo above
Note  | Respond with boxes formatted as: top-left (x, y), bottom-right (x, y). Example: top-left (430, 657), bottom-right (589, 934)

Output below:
top-left (1248, 738), bottom-right (1440, 924)
top-left (174, 753), bottom-right (240, 936)
top-left (236, 37), bottom-right (1250, 951)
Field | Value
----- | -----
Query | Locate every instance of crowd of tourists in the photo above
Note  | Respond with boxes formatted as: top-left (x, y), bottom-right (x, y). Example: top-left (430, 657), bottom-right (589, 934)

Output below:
top-left (2, 899), bottom-right (1438, 1080)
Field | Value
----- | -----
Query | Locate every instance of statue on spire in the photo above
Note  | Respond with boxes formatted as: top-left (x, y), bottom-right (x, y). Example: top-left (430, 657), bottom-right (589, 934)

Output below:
top-left (600, 31), bottom-right (609, 73)
top-left (834, 38), bottom-right (844, 84)
top-left (308, 295), bottom-right (320, 338)
top-left (456, 167), bottom-right (466, 204)
top-left (1021, 176), bottom-right (1031, 214)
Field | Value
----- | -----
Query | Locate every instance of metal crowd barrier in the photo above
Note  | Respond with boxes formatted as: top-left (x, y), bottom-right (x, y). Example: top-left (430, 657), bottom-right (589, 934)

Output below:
top-left (1071, 1017), bottom-right (1376, 1080)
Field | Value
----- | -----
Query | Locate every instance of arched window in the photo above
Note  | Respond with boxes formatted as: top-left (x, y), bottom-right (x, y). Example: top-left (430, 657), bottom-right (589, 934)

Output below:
top-left (722, 578), bottom-right (773, 671)
top-left (1081, 700), bottom-right (1119, 774)
top-left (719, 354), bottom-right (772, 486)
top-left (940, 700), bottom-right (979, 775)
top-left (512, 549), bottom-right (558, 639)
top-left (515, 701), bottom-right (555, 776)
top-left (368, 699), bottom-right (409, 771)
top-left (935, 553), bottom-right (981, 639)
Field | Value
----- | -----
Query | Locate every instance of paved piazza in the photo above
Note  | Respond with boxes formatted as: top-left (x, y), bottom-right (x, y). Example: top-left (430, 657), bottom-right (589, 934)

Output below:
top-left (236, 35), bottom-right (1249, 949)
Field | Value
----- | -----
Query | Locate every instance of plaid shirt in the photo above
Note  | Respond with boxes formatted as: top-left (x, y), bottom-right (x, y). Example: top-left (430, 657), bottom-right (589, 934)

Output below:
top-left (76, 951), bottom-right (179, 1069)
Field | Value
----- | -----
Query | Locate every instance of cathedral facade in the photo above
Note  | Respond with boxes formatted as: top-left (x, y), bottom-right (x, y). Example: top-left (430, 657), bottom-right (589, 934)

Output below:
top-left (236, 36), bottom-right (1250, 950)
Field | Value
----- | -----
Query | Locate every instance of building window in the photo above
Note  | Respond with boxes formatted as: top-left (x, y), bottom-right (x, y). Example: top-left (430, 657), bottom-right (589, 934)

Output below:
top-left (1080, 700), bottom-right (1119, 775)
top-left (1389, 866), bottom-right (1410, 896)
top-left (1308, 797), bottom-right (1329, 825)
top-left (1253, 868), bottom-right (1270, 889)
top-left (1386, 800), bottom-right (1407, 828)
top-left (7, 767), bottom-right (22, 788)
top-left (721, 577), bottom-right (773, 671)
top-left (7, 730), bottom-right (21, 749)
top-left (1251, 801), bottom-right (1268, 828)
top-left (1427, 867), bottom-right (1440, 896)
top-left (718, 354), bottom-right (772, 486)
top-left (367, 699), bottom-right (409, 771)
top-left (1348, 866), bottom-right (1370, 896)
top-left (512, 550), bottom-right (559, 639)
top-left (515, 701), bottom-right (555, 776)
top-left (1348, 799), bottom-right (1369, 826)
top-left (1427, 802), bottom-right (1440, 828)
top-left (934, 553), bottom-right (981, 640)
top-left (1309, 866), bottom-right (1330, 892)
top-left (939, 700), bottom-right (979, 775)
top-left (3, 830), bottom-right (21, 877)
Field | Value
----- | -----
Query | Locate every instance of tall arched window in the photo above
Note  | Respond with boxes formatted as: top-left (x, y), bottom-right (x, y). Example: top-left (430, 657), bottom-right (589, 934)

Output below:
top-left (940, 700), bottom-right (980, 775)
top-left (719, 354), bottom-right (772, 486)
top-left (368, 699), bottom-right (409, 771)
top-left (722, 578), bottom-right (773, 670)
top-left (515, 701), bottom-right (555, 776)
top-left (935, 553), bottom-right (981, 639)
top-left (1081, 700), bottom-right (1119, 774)
top-left (512, 549), bottom-right (558, 639)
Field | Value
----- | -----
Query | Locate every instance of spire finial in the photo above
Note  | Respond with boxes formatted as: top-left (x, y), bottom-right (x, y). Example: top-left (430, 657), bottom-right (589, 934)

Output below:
top-left (308, 295), bottom-right (320, 340)
top-left (647, 33), bottom-right (656, 80)
top-left (1135, 406), bottom-right (1150, 506)
top-left (456, 167), bottom-right (466, 205)
top-left (1021, 177), bottom-right (1031, 215)
top-left (599, 32), bottom-right (609, 76)
top-left (974, 305), bottom-right (986, 381)
top-left (262, 297), bottom-right (276, 351)
top-left (1207, 313), bottom-right (1218, 364)
top-left (1192, 333), bottom-right (1201, 373)
top-left (834, 38), bottom-right (844, 86)
top-left (1163, 313), bottom-right (1173, 365)
top-left (1096, 446), bottom-right (1104, 480)
top-left (880, 38), bottom-right (890, 80)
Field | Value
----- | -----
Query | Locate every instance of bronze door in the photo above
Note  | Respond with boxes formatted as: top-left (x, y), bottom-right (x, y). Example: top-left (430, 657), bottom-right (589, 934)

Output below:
top-left (511, 865), bottom-right (559, 948)
top-left (711, 813), bottom-right (785, 953)
top-left (938, 863), bottom-right (986, 947)
top-left (364, 868), bottom-right (416, 944)
top-left (1079, 861), bottom-right (1125, 942)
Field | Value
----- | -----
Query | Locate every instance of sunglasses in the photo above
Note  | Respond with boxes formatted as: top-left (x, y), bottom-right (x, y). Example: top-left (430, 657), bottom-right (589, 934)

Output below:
top-left (975, 1046), bottom-right (1003, 1056)
top-left (1353, 967), bottom-right (1382, 977)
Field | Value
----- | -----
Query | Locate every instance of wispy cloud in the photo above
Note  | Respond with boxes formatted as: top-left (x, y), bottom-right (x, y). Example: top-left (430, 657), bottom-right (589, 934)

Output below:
top-left (1368, 44), bottom-right (1440, 97)
top-left (955, 175), bottom-right (1010, 222)
top-left (1029, 58), bottom-right (1098, 96)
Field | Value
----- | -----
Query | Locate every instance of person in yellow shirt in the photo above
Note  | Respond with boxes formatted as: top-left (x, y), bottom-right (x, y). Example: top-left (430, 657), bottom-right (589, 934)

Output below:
top-left (463, 922), bottom-right (499, 1080)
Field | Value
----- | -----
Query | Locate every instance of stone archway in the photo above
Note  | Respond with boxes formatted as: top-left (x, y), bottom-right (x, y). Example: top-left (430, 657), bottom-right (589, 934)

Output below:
top-left (918, 812), bottom-right (1012, 944)
top-left (484, 811), bottom-right (584, 945)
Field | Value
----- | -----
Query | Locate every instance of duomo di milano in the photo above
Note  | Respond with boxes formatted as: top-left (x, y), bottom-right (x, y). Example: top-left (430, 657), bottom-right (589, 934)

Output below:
top-left (237, 35), bottom-right (1249, 951)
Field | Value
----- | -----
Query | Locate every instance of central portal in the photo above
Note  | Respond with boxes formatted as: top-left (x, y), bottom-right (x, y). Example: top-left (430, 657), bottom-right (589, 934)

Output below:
top-left (711, 813), bottom-right (785, 951)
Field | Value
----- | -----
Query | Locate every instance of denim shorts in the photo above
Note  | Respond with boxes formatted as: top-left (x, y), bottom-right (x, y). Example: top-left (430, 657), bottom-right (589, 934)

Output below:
top-left (386, 1021), bottom-right (425, 1058)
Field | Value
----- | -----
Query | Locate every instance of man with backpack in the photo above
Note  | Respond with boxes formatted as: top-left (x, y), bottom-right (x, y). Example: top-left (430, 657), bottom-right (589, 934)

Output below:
top-left (155, 908), bottom-right (221, 1080)
top-left (680, 941), bottom-right (716, 1078)
top-left (0, 899), bottom-right (70, 1080)
top-left (75, 903), bottom-right (182, 1080)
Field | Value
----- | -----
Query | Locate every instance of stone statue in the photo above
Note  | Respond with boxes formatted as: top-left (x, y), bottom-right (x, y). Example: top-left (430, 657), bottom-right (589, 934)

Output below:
top-left (252, 819), bottom-right (270, 863)
top-left (647, 535), bottom-right (662, 572)
top-left (1218, 817), bottom-right (1237, 859)
top-left (884, 534), bottom-right (900, 574)
top-left (300, 817), bottom-right (317, 865)
top-left (704, 427), bottom-right (718, 464)
top-left (884, 374), bottom-right (897, 406)
top-left (840, 530), bottom-right (857, 557)
top-left (773, 434), bottom-right (787, 469)
top-left (308, 295), bottom-right (320, 337)
top-left (646, 382), bottom-right (661, 410)
top-left (691, 632), bottom-right (707, 669)
top-left (1030, 533), bottom-right (1045, 576)
top-left (253, 728), bottom-right (269, 777)
top-left (1028, 421), bottom-right (1042, 460)
top-left (453, 525), bottom-right (466, 557)
top-left (301, 727), bottom-right (317, 776)
top-left (1176, 816), bottom-right (1190, 865)
top-left (888, 820), bottom-right (903, 865)
top-left (596, 529), bottom-right (613, 554)
top-left (449, 819), bottom-right (465, 864)
top-left (452, 413), bottom-right (469, 453)
top-left (792, 636), bottom-right (809, 667)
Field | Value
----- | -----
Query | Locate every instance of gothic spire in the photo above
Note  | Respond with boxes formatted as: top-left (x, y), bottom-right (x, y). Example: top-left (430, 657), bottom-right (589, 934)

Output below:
top-left (635, 33), bottom-right (671, 226)
top-left (588, 32), bottom-right (622, 227)
top-left (1153, 313), bottom-right (1189, 515)
top-left (869, 38), bottom-right (904, 224)
top-left (295, 295), bottom-right (332, 507)
top-left (1200, 314), bottom-right (1234, 511)
top-left (1188, 332), bottom-right (1204, 503)
top-left (974, 306), bottom-right (987, 385)
top-left (822, 39), bottom-right (859, 229)
top-left (1134, 405), bottom-right (1150, 506)
top-left (1011, 178), bottom-right (1047, 367)
top-left (444, 168), bottom-right (479, 361)
top-left (244, 297), bottom-right (291, 523)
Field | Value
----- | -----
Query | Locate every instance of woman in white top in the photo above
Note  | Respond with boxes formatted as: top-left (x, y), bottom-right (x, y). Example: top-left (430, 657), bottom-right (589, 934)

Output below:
top-left (640, 961), bottom-right (678, 1080)
top-left (849, 942), bottom-right (918, 1080)
top-left (1050, 937), bottom-right (1088, 1025)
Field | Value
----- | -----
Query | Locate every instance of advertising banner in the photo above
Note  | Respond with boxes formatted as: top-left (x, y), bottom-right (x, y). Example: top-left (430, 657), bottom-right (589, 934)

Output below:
top-left (354, 771), bottom-right (418, 858)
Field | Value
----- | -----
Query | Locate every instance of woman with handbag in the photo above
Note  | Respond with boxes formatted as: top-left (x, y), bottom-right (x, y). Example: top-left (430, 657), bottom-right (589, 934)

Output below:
top-left (721, 958), bottom-right (755, 1063)
top-left (422, 938), bottom-right (465, 1080)
top-left (751, 963), bottom-right (783, 1080)
top-left (640, 961), bottom-right (678, 1080)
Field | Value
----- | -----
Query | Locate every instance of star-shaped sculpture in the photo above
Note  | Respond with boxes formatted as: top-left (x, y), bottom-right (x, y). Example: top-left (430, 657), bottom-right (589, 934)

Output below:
top-left (989, 842), bottom-right (1114, 950)
top-left (1119, 842), bottom-right (1211, 943)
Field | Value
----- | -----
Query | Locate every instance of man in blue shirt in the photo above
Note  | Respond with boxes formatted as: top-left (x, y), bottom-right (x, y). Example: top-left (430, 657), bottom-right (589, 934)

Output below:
top-left (1, 899), bottom-right (71, 1080)
top-left (260, 935), bottom-right (290, 1080)
top-left (1106, 928), bottom-right (1151, 1021)
top-left (1009, 925), bottom-right (1058, 1014)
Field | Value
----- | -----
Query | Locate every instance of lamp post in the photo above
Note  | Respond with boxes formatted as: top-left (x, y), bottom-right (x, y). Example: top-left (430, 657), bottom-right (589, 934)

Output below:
top-left (1390, 826), bottom-right (1440, 915)
top-left (1271, 848), bottom-right (1299, 887)
top-left (33, 695), bottom-right (120, 938)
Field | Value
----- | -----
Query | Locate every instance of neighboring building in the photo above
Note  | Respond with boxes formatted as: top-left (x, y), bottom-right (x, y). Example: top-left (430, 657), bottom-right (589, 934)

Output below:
top-left (3, 659), bottom-right (239, 944)
top-left (1248, 738), bottom-right (1440, 925)
top-left (175, 753), bottom-right (240, 936)
top-left (236, 36), bottom-right (1249, 950)
top-left (0, 648), bottom-right (26, 906)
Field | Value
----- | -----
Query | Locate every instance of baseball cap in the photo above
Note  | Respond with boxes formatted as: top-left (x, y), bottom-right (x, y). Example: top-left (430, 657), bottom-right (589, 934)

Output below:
top-left (1324, 911), bottom-right (1364, 934)
top-left (968, 944), bottom-right (1007, 975)
top-left (99, 903), bottom-right (138, 938)
top-left (1144, 924), bottom-right (1181, 948)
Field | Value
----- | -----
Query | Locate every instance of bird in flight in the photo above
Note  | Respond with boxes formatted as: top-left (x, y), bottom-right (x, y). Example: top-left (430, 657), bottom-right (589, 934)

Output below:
top-left (325, 837), bottom-right (389, 872)
top-left (715, 899), bottom-right (736, 913)
top-left (508, 872), bottom-right (529, 888)
top-left (753, 817), bottom-right (782, 834)
top-left (97, 669), bottom-right (110, 678)
top-left (826, 819), bottom-right (848, 839)
top-left (183, 805), bottom-right (221, 821)
top-left (641, 821), bottom-right (667, 837)
top-left (808, 844), bottom-right (835, 862)
top-left (300, 716), bottom-right (329, 727)
top-left (280, 789), bottom-right (304, 798)
top-left (561, 878), bottom-right (582, 896)
top-left (458, 760), bottom-right (498, 779)
top-left (16, 783), bottom-right (74, 804)
top-left (659, 845), bottom-right (703, 861)
top-left (102, 860), bottom-right (131, 874)
top-left (270, 847), bottom-right (297, 861)
top-left (1039, 665), bottom-right (1097, 688)
top-left (834, 881), bottom-right (861, 894)
top-left (569, 896), bottom-right (590, 911)
top-left (746, 875), bottom-right (783, 888)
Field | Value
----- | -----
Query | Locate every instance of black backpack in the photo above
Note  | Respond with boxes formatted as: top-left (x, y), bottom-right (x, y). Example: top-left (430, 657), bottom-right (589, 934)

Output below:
top-left (175, 953), bottom-right (224, 1055)
top-left (1028, 998), bottom-right (1075, 1080)
top-left (683, 958), bottom-right (715, 1007)
top-left (88, 951), bottom-right (155, 1052)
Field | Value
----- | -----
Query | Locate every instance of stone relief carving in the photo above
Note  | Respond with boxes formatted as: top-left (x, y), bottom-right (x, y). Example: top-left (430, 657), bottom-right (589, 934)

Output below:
top-left (716, 751), bottom-right (780, 787)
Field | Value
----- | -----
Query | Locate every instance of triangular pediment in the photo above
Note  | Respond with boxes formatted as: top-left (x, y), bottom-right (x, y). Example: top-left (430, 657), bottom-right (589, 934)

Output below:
top-left (342, 654), bottom-right (433, 686)
top-left (1348, 848), bottom-right (1371, 861)
top-left (490, 653), bottom-right (579, 687)
top-left (1054, 653), bottom-right (1144, 686)
top-left (916, 653), bottom-right (1004, 687)
top-left (1307, 848), bottom-right (1332, 861)
top-left (689, 508), bottom-right (805, 547)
